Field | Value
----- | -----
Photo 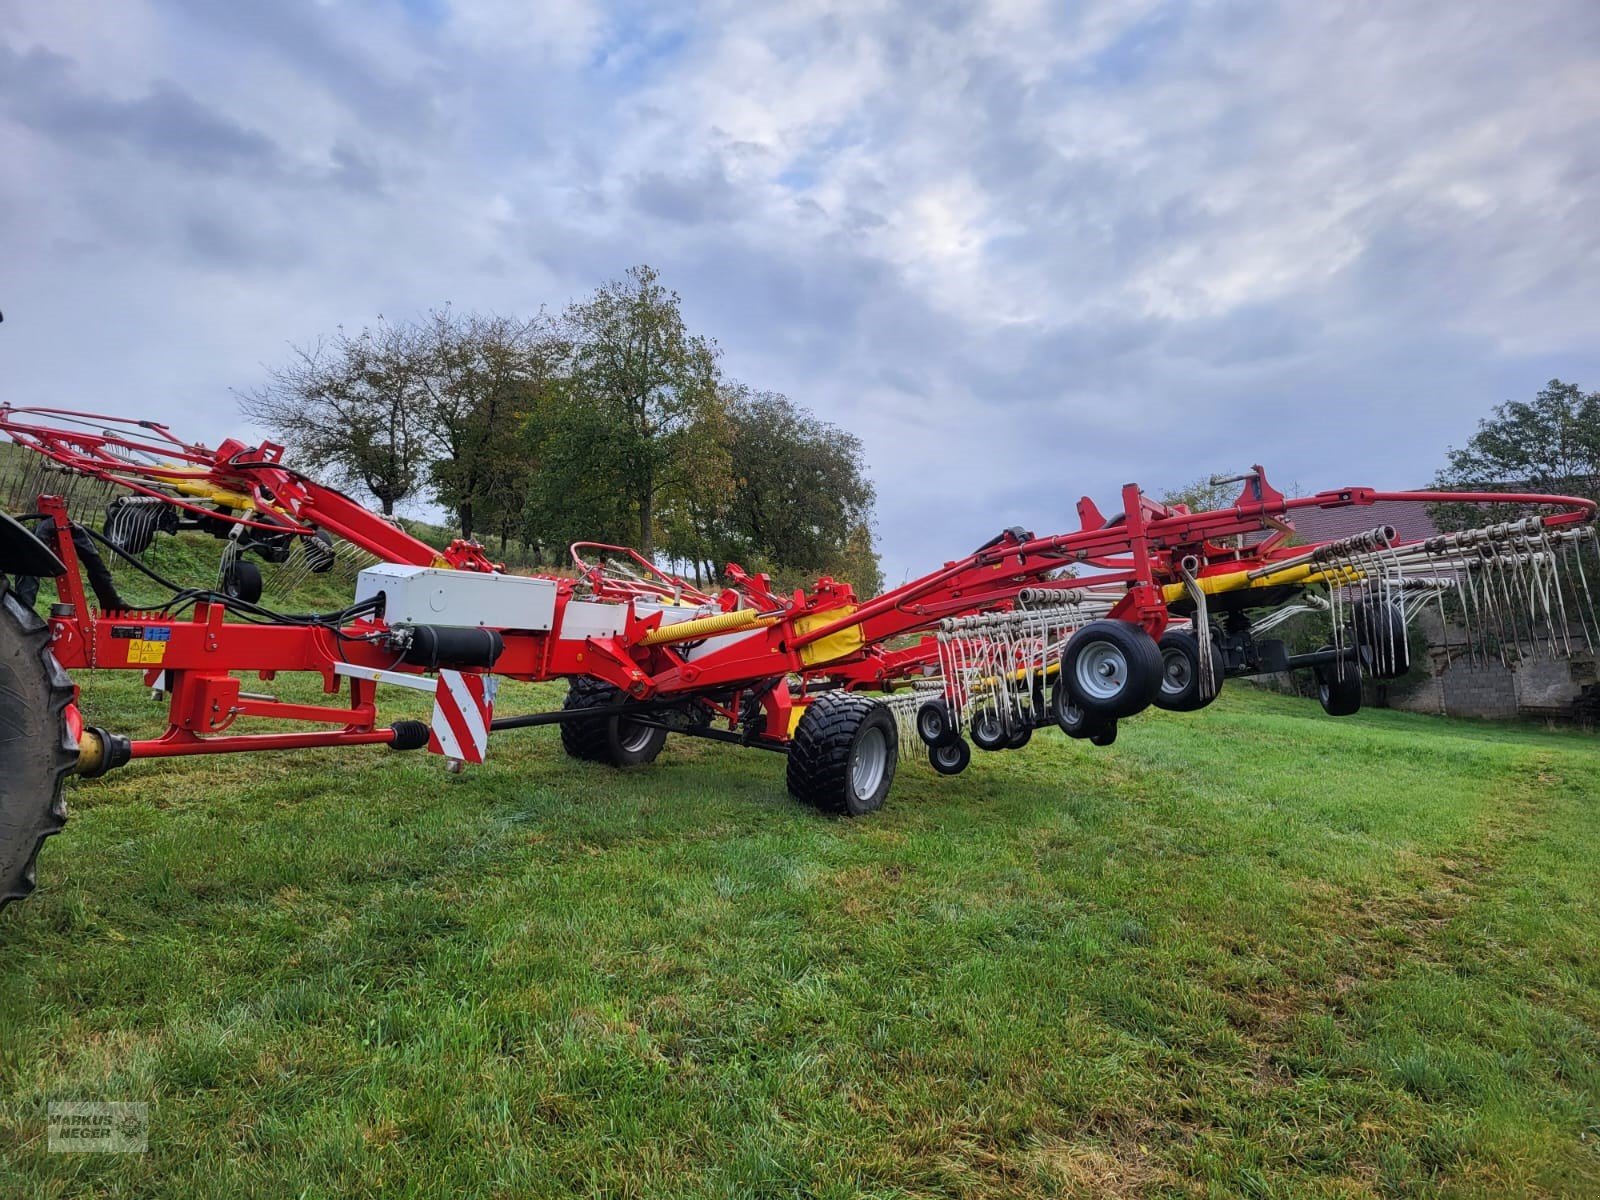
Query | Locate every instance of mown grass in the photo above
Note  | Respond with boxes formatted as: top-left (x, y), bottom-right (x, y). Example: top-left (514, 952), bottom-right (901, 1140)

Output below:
top-left (1, 666), bottom-right (1597, 1197)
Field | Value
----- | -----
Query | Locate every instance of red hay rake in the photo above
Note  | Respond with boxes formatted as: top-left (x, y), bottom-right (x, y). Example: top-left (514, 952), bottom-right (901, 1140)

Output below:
top-left (2, 402), bottom-right (1596, 908)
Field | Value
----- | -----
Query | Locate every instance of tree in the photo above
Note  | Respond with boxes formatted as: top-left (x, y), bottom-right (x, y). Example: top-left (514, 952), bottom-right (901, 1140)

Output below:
top-left (714, 388), bottom-right (881, 593)
top-left (1433, 379), bottom-right (1600, 529)
top-left (1159, 476), bottom-right (1240, 514)
top-left (560, 266), bottom-right (726, 557)
top-left (416, 308), bottom-right (565, 542)
top-left (239, 322), bottom-right (429, 515)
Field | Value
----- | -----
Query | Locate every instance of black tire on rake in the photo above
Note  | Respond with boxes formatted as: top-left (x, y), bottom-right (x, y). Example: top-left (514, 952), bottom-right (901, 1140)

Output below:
top-left (559, 677), bottom-right (667, 767)
top-left (0, 577), bottom-right (76, 910)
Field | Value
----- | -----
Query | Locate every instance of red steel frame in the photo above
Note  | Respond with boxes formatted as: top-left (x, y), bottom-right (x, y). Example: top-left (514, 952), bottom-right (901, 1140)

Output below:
top-left (5, 404), bottom-right (1594, 764)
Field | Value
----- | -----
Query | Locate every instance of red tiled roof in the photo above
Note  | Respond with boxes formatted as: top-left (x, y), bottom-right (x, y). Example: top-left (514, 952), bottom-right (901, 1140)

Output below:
top-left (1286, 497), bottom-right (1441, 546)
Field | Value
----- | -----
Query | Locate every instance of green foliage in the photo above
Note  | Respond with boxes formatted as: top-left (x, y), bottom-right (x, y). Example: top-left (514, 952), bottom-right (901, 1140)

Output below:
top-left (4, 681), bottom-right (1599, 1196)
top-left (1159, 474), bottom-right (1239, 514)
top-left (553, 266), bottom-right (727, 559)
top-left (417, 309), bottom-right (565, 544)
top-left (1433, 378), bottom-right (1600, 530)
top-left (238, 322), bottom-right (431, 516)
top-left (691, 388), bottom-right (881, 595)
top-left (241, 267), bottom-right (881, 589)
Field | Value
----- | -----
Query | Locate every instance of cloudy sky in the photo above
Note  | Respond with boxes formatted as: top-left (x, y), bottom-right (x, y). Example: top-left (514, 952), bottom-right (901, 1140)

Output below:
top-left (3, 1), bottom-right (1598, 582)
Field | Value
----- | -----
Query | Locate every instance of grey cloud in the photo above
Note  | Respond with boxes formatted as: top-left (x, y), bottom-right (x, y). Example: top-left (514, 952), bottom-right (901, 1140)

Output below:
top-left (0, 45), bottom-right (282, 173)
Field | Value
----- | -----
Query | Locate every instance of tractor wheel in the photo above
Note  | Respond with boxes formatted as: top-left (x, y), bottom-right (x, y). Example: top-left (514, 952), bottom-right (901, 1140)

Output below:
top-left (1353, 601), bottom-right (1409, 680)
top-left (928, 736), bottom-right (971, 776)
top-left (0, 577), bottom-right (75, 910)
top-left (1153, 630), bottom-right (1225, 712)
top-left (559, 678), bottom-right (667, 767)
top-left (222, 559), bottom-right (264, 605)
top-left (915, 697), bottom-right (957, 748)
top-left (786, 692), bottom-right (896, 816)
top-left (1314, 659), bottom-right (1363, 717)
top-left (1063, 620), bottom-right (1163, 720)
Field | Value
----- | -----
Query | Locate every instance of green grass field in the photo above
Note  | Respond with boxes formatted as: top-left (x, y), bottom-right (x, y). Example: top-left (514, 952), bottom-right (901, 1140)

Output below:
top-left (2, 671), bottom-right (1597, 1197)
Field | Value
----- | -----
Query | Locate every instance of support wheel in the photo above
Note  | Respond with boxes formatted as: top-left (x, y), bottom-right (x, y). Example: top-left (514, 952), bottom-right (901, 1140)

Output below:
top-left (1353, 601), bottom-right (1409, 680)
top-left (1089, 722), bottom-right (1118, 747)
top-left (786, 692), bottom-right (897, 816)
top-left (0, 577), bottom-right (76, 910)
top-left (1063, 620), bottom-right (1163, 719)
top-left (560, 678), bottom-right (667, 767)
top-left (970, 706), bottom-right (1015, 752)
top-left (222, 559), bottom-right (263, 605)
top-left (1051, 680), bottom-right (1102, 739)
top-left (1153, 630), bottom-right (1225, 712)
top-left (915, 697), bottom-right (957, 748)
top-left (928, 737), bottom-right (971, 776)
top-left (1314, 659), bottom-right (1363, 717)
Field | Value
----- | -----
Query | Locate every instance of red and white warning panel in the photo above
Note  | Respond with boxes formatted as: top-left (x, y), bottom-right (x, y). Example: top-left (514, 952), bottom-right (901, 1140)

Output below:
top-left (428, 670), bottom-right (498, 764)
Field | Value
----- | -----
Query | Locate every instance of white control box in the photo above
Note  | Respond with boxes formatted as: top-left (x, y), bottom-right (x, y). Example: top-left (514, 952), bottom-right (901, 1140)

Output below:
top-left (355, 564), bottom-right (560, 631)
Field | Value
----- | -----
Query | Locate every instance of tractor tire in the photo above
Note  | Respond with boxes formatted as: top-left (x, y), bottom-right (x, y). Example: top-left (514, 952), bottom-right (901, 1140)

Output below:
top-left (1062, 620), bottom-right (1163, 720)
top-left (559, 678), bottom-right (667, 767)
top-left (786, 692), bottom-right (897, 816)
top-left (0, 577), bottom-right (75, 910)
top-left (928, 736), bottom-right (971, 776)
top-left (1315, 660), bottom-right (1363, 717)
top-left (1153, 630), bottom-right (1225, 712)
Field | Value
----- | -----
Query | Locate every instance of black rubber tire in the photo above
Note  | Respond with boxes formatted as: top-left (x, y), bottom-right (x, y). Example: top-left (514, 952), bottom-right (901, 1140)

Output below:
top-left (559, 678), bottom-right (668, 767)
top-left (1006, 723), bottom-right (1033, 750)
top-left (1051, 679), bottom-right (1104, 739)
top-left (928, 737), bottom-right (971, 776)
top-left (1314, 660), bottom-right (1363, 717)
top-left (970, 707), bottom-right (1012, 752)
top-left (222, 559), bottom-right (264, 605)
top-left (915, 697), bottom-right (957, 748)
top-left (0, 578), bottom-right (75, 910)
top-left (786, 692), bottom-right (897, 816)
top-left (1153, 630), bottom-right (1225, 712)
top-left (1353, 601), bottom-right (1409, 680)
top-left (1089, 722), bottom-right (1118, 747)
top-left (1062, 620), bottom-right (1163, 719)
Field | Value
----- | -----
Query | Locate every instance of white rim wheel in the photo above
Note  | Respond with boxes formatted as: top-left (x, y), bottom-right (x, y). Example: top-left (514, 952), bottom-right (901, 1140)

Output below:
top-left (1075, 640), bottom-right (1130, 703)
top-left (851, 726), bottom-right (888, 797)
top-left (617, 720), bottom-right (656, 754)
top-left (1161, 645), bottom-right (1192, 697)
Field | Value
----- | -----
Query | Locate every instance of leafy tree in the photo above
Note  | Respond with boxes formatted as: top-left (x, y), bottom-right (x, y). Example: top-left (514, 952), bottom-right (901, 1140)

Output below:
top-left (558, 266), bottom-right (726, 557)
top-left (238, 321), bottom-right (429, 515)
top-left (416, 308), bottom-right (564, 542)
top-left (1159, 476), bottom-right (1240, 514)
top-left (714, 388), bottom-right (880, 593)
top-left (1433, 379), bottom-right (1600, 529)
